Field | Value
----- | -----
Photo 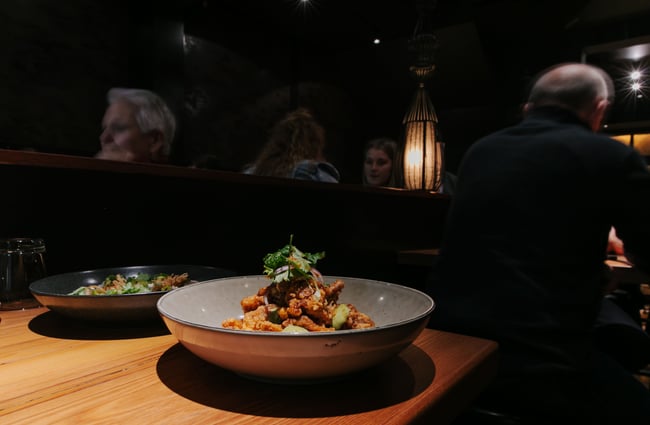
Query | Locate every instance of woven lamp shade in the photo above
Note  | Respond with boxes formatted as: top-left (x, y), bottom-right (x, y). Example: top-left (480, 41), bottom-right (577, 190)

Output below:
top-left (402, 82), bottom-right (443, 191)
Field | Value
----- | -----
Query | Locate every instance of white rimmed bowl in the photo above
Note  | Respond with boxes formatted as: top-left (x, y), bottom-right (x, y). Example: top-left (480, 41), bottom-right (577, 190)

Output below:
top-left (157, 275), bottom-right (435, 383)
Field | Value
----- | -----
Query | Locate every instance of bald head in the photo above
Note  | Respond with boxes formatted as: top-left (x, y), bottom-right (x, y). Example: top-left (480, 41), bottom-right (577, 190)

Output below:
top-left (524, 63), bottom-right (614, 131)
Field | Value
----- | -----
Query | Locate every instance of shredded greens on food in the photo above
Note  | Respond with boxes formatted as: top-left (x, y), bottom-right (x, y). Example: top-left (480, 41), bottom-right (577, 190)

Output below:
top-left (69, 272), bottom-right (190, 295)
top-left (262, 234), bottom-right (325, 284)
top-left (222, 235), bottom-right (374, 332)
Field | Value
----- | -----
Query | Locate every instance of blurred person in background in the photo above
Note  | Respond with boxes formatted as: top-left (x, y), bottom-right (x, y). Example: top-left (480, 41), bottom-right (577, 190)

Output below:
top-left (361, 136), bottom-right (457, 194)
top-left (95, 88), bottom-right (176, 164)
top-left (362, 137), bottom-right (403, 188)
top-left (426, 62), bottom-right (650, 424)
top-left (243, 108), bottom-right (339, 183)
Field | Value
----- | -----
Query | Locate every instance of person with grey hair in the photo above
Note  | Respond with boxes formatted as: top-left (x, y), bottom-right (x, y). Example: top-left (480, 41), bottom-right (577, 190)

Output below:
top-left (426, 62), bottom-right (650, 423)
top-left (95, 88), bottom-right (176, 164)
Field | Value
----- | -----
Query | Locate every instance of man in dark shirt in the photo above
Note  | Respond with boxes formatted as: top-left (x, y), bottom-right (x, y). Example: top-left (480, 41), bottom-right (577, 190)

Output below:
top-left (426, 62), bottom-right (650, 423)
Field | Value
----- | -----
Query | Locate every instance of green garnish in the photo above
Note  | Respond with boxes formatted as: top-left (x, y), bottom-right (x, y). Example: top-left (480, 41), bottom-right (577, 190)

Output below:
top-left (331, 304), bottom-right (350, 330)
top-left (262, 235), bottom-right (325, 284)
top-left (68, 272), bottom-right (188, 295)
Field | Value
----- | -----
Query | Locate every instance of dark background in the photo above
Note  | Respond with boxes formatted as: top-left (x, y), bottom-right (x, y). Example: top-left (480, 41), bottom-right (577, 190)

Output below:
top-left (3, 0), bottom-right (650, 183)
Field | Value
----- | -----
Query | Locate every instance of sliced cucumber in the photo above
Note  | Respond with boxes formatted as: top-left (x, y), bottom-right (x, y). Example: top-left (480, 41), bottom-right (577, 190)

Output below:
top-left (332, 304), bottom-right (350, 330)
top-left (282, 324), bottom-right (309, 333)
top-left (267, 306), bottom-right (282, 324)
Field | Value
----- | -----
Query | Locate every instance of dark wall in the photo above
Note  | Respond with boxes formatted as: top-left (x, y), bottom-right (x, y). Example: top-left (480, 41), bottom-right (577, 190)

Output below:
top-left (2, 0), bottom-right (129, 156)
top-left (1, 152), bottom-right (450, 289)
top-left (2, 0), bottom-right (185, 157)
top-left (3, 0), bottom-right (500, 183)
top-left (4, 1), bottom-right (650, 185)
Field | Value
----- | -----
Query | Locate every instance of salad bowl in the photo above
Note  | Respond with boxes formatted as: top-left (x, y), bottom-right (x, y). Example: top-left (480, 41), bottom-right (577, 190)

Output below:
top-left (29, 264), bottom-right (235, 322)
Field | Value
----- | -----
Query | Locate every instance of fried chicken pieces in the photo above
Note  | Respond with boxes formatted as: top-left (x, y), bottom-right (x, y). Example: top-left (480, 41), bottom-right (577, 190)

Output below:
top-left (221, 276), bottom-right (375, 332)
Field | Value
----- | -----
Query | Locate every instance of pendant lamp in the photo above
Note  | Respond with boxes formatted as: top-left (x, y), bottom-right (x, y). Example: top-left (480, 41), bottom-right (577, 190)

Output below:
top-left (402, 0), bottom-right (444, 192)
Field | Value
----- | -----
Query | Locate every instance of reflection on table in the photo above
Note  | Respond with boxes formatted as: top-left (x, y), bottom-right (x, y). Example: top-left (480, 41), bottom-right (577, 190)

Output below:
top-left (1, 307), bottom-right (498, 425)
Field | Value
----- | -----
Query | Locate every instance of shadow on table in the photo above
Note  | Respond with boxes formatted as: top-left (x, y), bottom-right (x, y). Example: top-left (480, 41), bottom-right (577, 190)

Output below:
top-left (28, 310), bottom-right (170, 340)
top-left (156, 342), bottom-right (436, 418)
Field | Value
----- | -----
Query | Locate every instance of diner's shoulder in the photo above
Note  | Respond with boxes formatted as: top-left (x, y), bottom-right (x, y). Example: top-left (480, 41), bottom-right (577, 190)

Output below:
top-left (290, 160), bottom-right (340, 183)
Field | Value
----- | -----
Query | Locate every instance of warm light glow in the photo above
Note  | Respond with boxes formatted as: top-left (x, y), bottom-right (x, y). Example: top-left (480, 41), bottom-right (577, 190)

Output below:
top-left (634, 133), bottom-right (650, 155)
top-left (402, 84), bottom-right (444, 192)
top-left (406, 148), bottom-right (424, 166)
top-left (630, 70), bottom-right (642, 80)
top-left (403, 120), bottom-right (443, 191)
top-left (611, 133), bottom-right (650, 155)
top-left (611, 134), bottom-right (632, 145)
top-left (402, 2), bottom-right (443, 191)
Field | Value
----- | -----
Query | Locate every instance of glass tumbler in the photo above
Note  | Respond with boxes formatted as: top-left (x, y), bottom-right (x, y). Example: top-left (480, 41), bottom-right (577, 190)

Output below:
top-left (0, 238), bottom-right (47, 310)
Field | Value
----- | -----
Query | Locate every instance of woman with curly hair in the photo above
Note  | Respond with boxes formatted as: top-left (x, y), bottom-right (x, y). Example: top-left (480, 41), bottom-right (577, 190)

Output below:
top-left (243, 108), bottom-right (340, 183)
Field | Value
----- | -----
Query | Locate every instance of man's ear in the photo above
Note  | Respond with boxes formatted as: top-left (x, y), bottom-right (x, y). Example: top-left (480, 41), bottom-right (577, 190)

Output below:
top-left (148, 130), bottom-right (167, 161)
top-left (588, 98), bottom-right (609, 132)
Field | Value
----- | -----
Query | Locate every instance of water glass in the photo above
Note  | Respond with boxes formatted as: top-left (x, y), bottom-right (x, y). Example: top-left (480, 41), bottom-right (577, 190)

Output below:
top-left (0, 238), bottom-right (47, 310)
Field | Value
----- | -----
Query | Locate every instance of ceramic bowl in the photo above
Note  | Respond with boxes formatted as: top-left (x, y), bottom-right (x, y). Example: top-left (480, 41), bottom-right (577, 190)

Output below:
top-left (157, 275), bottom-right (435, 383)
top-left (29, 265), bottom-right (236, 321)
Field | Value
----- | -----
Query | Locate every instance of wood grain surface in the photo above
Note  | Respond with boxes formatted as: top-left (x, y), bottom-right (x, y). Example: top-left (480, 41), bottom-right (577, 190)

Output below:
top-left (0, 307), bottom-right (498, 425)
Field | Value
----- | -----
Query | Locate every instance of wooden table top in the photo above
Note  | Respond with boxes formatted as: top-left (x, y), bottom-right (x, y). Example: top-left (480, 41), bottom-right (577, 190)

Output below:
top-left (0, 307), bottom-right (498, 425)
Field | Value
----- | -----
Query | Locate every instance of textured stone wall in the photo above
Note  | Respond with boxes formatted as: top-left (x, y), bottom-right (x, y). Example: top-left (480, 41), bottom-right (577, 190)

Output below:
top-left (1, 1), bottom-right (460, 183)
top-left (2, 1), bottom-right (361, 180)
top-left (2, 0), bottom-right (132, 156)
top-left (181, 34), bottom-right (356, 175)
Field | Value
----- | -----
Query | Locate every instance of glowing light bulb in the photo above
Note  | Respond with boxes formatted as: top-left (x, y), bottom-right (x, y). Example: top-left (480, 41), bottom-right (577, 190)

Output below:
top-left (406, 149), bottom-right (424, 167)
